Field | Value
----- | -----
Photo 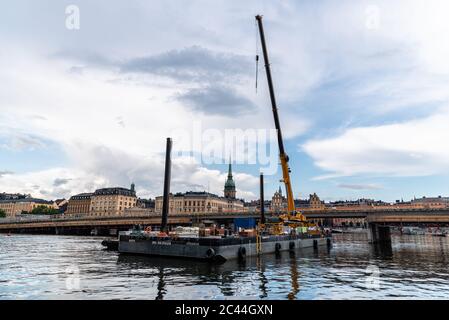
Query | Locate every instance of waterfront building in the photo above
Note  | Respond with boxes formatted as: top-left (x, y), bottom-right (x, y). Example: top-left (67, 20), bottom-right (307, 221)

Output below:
top-left (0, 192), bottom-right (31, 201)
top-left (124, 207), bottom-right (155, 215)
top-left (155, 161), bottom-right (244, 214)
top-left (309, 193), bottom-right (325, 210)
top-left (89, 185), bottom-right (137, 216)
top-left (410, 196), bottom-right (449, 208)
top-left (244, 200), bottom-right (258, 213)
top-left (0, 198), bottom-right (57, 217)
top-left (66, 193), bottom-right (93, 215)
top-left (244, 200), bottom-right (271, 213)
top-left (326, 198), bottom-right (389, 209)
top-left (294, 198), bottom-right (309, 209)
top-left (137, 198), bottom-right (155, 209)
top-left (271, 186), bottom-right (287, 213)
top-left (271, 190), bottom-right (324, 213)
top-left (54, 198), bottom-right (68, 213)
top-left (123, 198), bottom-right (156, 215)
top-left (155, 191), bottom-right (244, 214)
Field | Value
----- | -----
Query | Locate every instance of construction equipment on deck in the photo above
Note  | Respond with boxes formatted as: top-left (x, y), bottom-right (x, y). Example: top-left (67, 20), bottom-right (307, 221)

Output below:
top-left (257, 172), bottom-right (264, 254)
top-left (255, 15), bottom-right (318, 233)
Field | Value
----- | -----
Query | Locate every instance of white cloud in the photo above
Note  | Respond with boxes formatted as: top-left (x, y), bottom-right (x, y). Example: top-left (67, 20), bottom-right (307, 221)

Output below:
top-left (0, 49), bottom-right (271, 200)
top-left (0, 145), bottom-right (259, 200)
top-left (303, 106), bottom-right (449, 178)
top-left (337, 183), bottom-right (383, 191)
top-left (0, 167), bottom-right (105, 199)
top-left (295, 1), bottom-right (449, 180)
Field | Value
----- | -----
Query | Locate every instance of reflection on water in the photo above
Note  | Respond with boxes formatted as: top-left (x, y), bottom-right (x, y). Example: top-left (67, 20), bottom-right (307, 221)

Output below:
top-left (1, 233), bottom-right (449, 299)
top-left (287, 252), bottom-right (299, 300)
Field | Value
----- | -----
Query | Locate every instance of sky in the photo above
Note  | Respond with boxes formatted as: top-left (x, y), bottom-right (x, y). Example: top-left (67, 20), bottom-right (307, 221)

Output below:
top-left (1, 0), bottom-right (449, 202)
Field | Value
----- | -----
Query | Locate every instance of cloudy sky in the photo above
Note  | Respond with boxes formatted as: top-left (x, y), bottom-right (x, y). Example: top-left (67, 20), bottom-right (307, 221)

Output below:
top-left (1, 0), bottom-right (449, 202)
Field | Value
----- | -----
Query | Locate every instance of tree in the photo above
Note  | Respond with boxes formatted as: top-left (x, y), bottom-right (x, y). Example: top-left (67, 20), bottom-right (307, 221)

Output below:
top-left (29, 205), bottom-right (60, 215)
top-left (0, 209), bottom-right (6, 218)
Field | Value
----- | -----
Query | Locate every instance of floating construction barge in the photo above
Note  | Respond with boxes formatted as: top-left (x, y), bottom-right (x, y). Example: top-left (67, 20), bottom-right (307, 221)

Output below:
top-left (117, 135), bottom-right (330, 263)
top-left (117, 136), bottom-right (330, 262)
top-left (119, 233), bottom-right (329, 262)
top-left (118, 15), bottom-right (331, 261)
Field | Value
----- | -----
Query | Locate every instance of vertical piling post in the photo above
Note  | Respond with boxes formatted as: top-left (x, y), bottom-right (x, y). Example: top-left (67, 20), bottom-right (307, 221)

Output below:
top-left (260, 172), bottom-right (266, 225)
top-left (161, 138), bottom-right (172, 233)
top-left (368, 223), bottom-right (392, 244)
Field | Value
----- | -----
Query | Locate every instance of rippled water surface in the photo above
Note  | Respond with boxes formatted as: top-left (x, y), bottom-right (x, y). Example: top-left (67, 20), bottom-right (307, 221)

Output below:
top-left (1, 233), bottom-right (449, 299)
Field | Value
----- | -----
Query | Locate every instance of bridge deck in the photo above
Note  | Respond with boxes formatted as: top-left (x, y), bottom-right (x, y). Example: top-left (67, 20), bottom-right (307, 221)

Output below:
top-left (1, 208), bottom-right (449, 230)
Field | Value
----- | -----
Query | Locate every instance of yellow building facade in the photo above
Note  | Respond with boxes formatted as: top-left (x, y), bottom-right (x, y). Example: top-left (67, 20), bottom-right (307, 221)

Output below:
top-left (155, 191), bottom-right (245, 214)
top-left (0, 199), bottom-right (57, 217)
top-left (66, 193), bottom-right (93, 215)
top-left (271, 186), bottom-right (287, 213)
top-left (89, 187), bottom-right (137, 216)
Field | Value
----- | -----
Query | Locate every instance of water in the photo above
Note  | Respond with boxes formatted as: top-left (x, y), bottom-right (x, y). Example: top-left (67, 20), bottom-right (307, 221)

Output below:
top-left (1, 233), bottom-right (449, 300)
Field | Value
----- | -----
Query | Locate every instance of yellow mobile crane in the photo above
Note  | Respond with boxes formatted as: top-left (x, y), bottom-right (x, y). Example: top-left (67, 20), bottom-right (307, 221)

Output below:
top-left (256, 15), bottom-right (317, 234)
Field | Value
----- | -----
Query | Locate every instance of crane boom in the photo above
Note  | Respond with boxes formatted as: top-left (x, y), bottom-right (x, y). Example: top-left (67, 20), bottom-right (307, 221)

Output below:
top-left (255, 15), bottom-right (303, 220)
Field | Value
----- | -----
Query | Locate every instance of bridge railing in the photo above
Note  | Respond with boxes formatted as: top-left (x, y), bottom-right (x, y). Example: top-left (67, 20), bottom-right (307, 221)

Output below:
top-left (3, 207), bottom-right (448, 225)
top-left (0, 210), bottom-right (258, 225)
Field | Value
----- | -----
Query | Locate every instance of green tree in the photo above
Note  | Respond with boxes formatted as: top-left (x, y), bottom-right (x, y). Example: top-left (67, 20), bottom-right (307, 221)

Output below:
top-left (30, 205), bottom-right (60, 215)
top-left (0, 209), bottom-right (6, 218)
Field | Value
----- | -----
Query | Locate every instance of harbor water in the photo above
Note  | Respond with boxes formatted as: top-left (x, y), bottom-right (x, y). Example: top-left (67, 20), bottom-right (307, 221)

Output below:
top-left (1, 233), bottom-right (449, 299)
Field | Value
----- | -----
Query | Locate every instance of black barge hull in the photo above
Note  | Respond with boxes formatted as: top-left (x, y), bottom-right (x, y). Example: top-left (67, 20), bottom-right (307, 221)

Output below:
top-left (118, 235), bottom-right (331, 262)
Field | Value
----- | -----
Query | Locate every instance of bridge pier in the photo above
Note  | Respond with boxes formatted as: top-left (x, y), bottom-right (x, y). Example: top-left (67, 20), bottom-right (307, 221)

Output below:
top-left (367, 223), bottom-right (391, 244)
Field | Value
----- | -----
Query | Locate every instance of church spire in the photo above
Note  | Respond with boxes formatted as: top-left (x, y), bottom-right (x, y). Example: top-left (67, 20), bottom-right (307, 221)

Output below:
top-left (224, 157), bottom-right (236, 199)
top-left (228, 158), bottom-right (233, 178)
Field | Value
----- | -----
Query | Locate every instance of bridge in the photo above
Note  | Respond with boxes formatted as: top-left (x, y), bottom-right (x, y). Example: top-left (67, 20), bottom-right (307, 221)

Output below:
top-left (364, 209), bottom-right (449, 243)
top-left (1, 208), bottom-right (449, 239)
top-left (303, 208), bottom-right (449, 243)
top-left (0, 212), bottom-right (262, 235)
top-left (366, 210), bottom-right (449, 224)
top-left (302, 207), bottom-right (449, 219)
